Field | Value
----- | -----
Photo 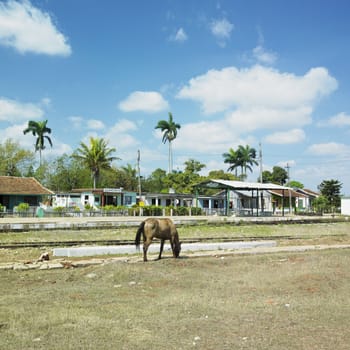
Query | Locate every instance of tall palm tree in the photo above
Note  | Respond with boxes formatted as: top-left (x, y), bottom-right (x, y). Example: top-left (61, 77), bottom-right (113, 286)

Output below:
top-left (155, 112), bottom-right (181, 173)
top-left (23, 120), bottom-right (52, 166)
top-left (222, 148), bottom-right (239, 177)
top-left (223, 145), bottom-right (258, 180)
top-left (237, 144), bottom-right (258, 179)
top-left (73, 137), bottom-right (119, 189)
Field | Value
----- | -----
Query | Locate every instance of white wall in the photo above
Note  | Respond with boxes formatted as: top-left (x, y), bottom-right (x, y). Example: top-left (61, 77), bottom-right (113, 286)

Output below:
top-left (341, 198), bottom-right (350, 215)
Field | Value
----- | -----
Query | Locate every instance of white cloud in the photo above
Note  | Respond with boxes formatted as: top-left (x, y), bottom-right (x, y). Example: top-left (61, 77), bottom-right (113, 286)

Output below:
top-left (307, 142), bottom-right (350, 156)
top-left (68, 116), bottom-right (105, 130)
top-left (104, 119), bottom-right (139, 151)
top-left (173, 119), bottom-right (253, 155)
top-left (68, 116), bottom-right (83, 129)
top-left (177, 65), bottom-right (337, 115)
top-left (264, 129), bottom-right (306, 144)
top-left (87, 119), bottom-right (105, 130)
top-left (119, 91), bottom-right (169, 113)
top-left (0, 0), bottom-right (71, 56)
top-left (0, 97), bottom-right (44, 122)
top-left (277, 160), bottom-right (296, 168)
top-left (226, 106), bottom-right (312, 132)
top-left (324, 112), bottom-right (350, 127)
top-left (210, 18), bottom-right (234, 39)
top-left (252, 45), bottom-right (278, 65)
top-left (170, 27), bottom-right (188, 42)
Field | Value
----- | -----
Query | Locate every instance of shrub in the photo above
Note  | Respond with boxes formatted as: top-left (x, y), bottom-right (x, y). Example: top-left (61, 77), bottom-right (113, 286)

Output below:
top-left (15, 203), bottom-right (30, 212)
top-left (53, 206), bottom-right (66, 215)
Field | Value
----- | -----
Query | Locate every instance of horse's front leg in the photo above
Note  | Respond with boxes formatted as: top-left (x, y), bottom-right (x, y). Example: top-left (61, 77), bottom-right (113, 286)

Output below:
top-left (143, 239), bottom-right (152, 262)
top-left (170, 238), bottom-right (176, 258)
top-left (158, 239), bottom-right (165, 260)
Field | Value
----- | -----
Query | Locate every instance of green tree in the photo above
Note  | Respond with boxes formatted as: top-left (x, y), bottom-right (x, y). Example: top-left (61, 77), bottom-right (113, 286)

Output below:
top-left (261, 170), bottom-right (273, 183)
top-left (46, 154), bottom-right (91, 192)
top-left (208, 169), bottom-right (237, 181)
top-left (184, 159), bottom-right (206, 174)
top-left (23, 120), bottom-right (52, 165)
top-left (237, 145), bottom-right (258, 179)
top-left (223, 145), bottom-right (258, 180)
top-left (288, 180), bottom-right (304, 189)
top-left (121, 164), bottom-right (138, 191)
top-left (222, 148), bottom-right (239, 176)
top-left (0, 139), bottom-right (35, 176)
top-left (142, 168), bottom-right (167, 193)
top-left (318, 179), bottom-right (342, 210)
top-left (73, 137), bottom-right (119, 189)
top-left (155, 112), bottom-right (181, 174)
top-left (163, 159), bottom-right (206, 193)
top-left (312, 195), bottom-right (328, 214)
top-left (261, 166), bottom-right (288, 185)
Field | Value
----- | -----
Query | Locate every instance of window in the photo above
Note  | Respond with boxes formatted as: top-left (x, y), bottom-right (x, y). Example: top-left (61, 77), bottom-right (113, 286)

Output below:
top-left (125, 195), bottom-right (132, 205)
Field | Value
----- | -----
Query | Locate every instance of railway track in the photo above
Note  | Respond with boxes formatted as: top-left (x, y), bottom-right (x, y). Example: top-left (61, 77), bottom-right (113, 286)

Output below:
top-left (0, 234), bottom-right (342, 249)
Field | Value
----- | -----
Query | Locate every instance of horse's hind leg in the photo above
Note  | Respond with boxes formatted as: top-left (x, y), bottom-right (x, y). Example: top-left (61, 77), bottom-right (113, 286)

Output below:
top-left (158, 239), bottom-right (165, 260)
top-left (143, 239), bottom-right (152, 262)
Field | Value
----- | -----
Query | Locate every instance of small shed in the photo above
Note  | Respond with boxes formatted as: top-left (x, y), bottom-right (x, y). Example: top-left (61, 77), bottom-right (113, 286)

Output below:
top-left (341, 197), bottom-right (350, 215)
top-left (0, 176), bottom-right (53, 210)
top-left (194, 179), bottom-right (293, 216)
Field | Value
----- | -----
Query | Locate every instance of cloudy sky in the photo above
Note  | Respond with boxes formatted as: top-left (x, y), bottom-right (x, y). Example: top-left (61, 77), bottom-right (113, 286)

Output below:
top-left (1, 0), bottom-right (350, 193)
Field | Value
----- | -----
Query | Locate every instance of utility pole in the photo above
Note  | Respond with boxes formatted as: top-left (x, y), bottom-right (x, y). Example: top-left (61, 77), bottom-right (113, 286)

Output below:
top-left (285, 163), bottom-right (292, 214)
top-left (137, 150), bottom-right (142, 198)
top-left (259, 142), bottom-right (263, 183)
top-left (285, 163), bottom-right (290, 184)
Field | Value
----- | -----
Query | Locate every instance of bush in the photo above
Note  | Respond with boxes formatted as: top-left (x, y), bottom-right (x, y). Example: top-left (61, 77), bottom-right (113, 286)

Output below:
top-left (15, 203), bottom-right (30, 212)
top-left (53, 206), bottom-right (66, 216)
top-left (190, 207), bottom-right (203, 216)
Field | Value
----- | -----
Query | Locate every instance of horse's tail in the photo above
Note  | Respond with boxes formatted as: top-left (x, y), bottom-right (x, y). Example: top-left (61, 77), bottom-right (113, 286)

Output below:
top-left (135, 221), bottom-right (145, 251)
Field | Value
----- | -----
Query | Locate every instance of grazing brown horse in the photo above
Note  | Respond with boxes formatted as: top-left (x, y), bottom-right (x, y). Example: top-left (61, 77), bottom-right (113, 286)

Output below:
top-left (135, 218), bottom-right (181, 262)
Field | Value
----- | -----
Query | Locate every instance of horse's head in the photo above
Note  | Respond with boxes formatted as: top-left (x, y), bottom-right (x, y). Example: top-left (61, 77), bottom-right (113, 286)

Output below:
top-left (174, 241), bottom-right (181, 258)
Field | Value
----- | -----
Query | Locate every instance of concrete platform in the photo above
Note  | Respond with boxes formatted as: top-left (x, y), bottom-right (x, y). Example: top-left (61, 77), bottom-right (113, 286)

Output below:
top-left (53, 240), bottom-right (277, 257)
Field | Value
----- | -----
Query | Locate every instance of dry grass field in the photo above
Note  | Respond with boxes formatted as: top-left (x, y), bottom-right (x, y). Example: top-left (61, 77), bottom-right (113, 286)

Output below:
top-left (1, 248), bottom-right (350, 349)
top-left (1, 221), bottom-right (350, 349)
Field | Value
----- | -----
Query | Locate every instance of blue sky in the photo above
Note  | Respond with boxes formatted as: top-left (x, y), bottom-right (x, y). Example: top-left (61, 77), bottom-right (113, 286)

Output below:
top-left (1, 0), bottom-right (350, 193)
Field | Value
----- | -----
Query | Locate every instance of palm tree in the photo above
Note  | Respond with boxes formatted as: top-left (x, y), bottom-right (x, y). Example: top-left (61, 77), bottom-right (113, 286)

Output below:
top-left (222, 148), bottom-right (239, 177)
top-left (237, 145), bottom-right (258, 179)
top-left (155, 112), bottom-right (181, 173)
top-left (223, 145), bottom-right (258, 180)
top-left (23, 120), bottom-right (52, 165)
top-left (73, 137), bottom-right (119, 189)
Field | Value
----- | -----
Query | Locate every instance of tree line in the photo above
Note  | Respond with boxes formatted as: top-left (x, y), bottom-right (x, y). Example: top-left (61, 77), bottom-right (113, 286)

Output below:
top-left (0, 114), bottom-right (343, 211)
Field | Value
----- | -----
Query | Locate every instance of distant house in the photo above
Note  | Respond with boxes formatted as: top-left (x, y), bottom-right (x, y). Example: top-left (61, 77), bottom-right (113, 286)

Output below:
top-left (0, 176), bottom-right (53, 211)
top-left (268, 189), bottom-right (308, 214)
top-left (294, 188), bottom-right (319, 211)
top-left (141, 192), bottom-right (193, 207)
top-left (53, 187), bottom-right (137, 209)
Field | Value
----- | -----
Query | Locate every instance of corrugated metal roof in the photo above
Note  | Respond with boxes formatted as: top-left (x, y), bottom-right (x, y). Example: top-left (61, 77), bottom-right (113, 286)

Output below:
top-left (195, 179), bottom-right (292, 191)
